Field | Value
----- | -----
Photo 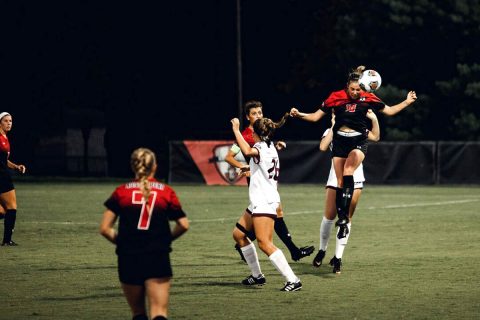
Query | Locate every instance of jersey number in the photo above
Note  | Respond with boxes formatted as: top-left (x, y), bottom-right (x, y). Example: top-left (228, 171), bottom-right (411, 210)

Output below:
top-left (267, 159), bottom-right (280, 181)
top-left (132, 191), bottom-right (158, 230)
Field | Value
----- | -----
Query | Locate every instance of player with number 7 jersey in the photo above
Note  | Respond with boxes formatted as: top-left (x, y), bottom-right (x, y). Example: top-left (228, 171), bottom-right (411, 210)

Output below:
top-left (104, 178), bottom-right (186, 256)
top-left (100, 148), bottom-right (189, 320)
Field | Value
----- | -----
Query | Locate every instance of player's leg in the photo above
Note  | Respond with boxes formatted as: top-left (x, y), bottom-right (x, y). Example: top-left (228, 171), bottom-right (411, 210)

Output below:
top-left (332, 188), bottom-right (362, 274)
top-left (313, 187), bottom-right (336, 267)
top-left (275, 203), bottom-right (314, 261)
top-left (233, 209), bottom-right (256, 262)
top-left (0, 189), bottom-right (18, 246)
top-left (235, 212), bottom-right (264, 285)
top-left (254, 212), bottom-right (301, 291)
top-left (121, 283), bottom-right (147, 319)
top-left (145, 277), bottom-right (171, 320)
top-left (335, 150), bottom-right (364, 234)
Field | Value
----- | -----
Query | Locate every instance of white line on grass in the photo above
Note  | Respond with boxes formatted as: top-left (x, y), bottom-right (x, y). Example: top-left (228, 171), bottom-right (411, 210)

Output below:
top-left (22, 198), bottom-right (479, 225)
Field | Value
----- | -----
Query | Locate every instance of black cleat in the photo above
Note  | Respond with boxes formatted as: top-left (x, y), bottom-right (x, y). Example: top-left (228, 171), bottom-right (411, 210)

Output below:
top-left (337, 224), bottom-right (349, 239)
top-left (241, 274), bottom-right (266, 286)
top-left (312, 250), bottom-right (326, 267)
top-left (335, 215), bottom-right (349, 227)
top-left (329, 256), bottom-right (342, 274)
top-left (281, 281), bottom-right (302, 292)
top-left (291, 245), bottom-right (315, 261)
top-left (1, 240), bottom-right (18, 246)
top-left (234, 244), bottom-right (246, 263)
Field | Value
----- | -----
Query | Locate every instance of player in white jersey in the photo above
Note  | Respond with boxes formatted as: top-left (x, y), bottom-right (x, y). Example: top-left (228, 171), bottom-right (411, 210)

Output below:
top-left (313, 110), bottom-right (380, 273)
top-left (230, 114), bottom-right (302, 292)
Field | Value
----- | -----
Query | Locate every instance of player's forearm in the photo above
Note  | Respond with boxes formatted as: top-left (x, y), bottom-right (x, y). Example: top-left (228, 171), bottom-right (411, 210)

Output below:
top-left (172, 217), bottom-right (189, 240)
top-left (225, 154), bottom-right (244, 168)
top-left (234, 130), bottom-right (254, 156)
top-left (382, 100), bottom-right (410, 116)
top-left (296, 110), bottom-right (323, 122)
top-left (368, 120), bottom-right (381, 141)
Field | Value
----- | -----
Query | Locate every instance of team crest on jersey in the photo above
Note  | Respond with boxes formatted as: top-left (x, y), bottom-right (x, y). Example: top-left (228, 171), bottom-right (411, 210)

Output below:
top-left (345, 104), bottom-right (357, 112)
top-left (209, 144), bottom-right (247, 185)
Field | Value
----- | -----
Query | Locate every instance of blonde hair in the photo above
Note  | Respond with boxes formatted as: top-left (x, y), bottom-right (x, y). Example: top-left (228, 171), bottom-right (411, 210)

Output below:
top-left (347, 65), bottom-right (366, 84)
top-left (130, 148), bottom-right (157, 201)
top-left (253, 112), bottom-right (289, 146)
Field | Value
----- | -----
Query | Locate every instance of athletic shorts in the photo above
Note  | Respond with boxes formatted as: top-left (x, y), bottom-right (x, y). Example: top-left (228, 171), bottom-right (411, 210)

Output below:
top-left (332, 132), bottom-right (368, 158)
top-left (246, 202), bottom-right (279, 217)
top-left (325, 163), bottom-right (364, 189)
top-left (118, 252), bottom-right (172, 285)
top-left (0, 172), bottom-right (14, 194)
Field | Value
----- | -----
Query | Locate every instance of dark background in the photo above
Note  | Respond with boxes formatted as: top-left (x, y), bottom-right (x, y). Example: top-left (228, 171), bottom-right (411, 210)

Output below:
top-left (1, 1), bottom-right (479, 177)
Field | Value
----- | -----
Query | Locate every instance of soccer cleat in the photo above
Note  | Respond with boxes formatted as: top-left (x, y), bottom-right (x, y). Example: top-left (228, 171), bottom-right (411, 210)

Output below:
top-left (335, 214), bottom-right (349, 227)
top-left (291, 245), bottom-right (315, 261)
top-left (234, 244), bottom-right (246, 263)
top-left (241, 274), bottom-right (266, 286)
top-left (312, 249), bottom-right (326, 267)
top-left (281, 281), bottom-right (302, 292)
top-left (337, 224), bottom-right (349, 239)
top-left (1, 240), bottom-right (18, 246)
top-left (329, 256), bottom-right (342, 274)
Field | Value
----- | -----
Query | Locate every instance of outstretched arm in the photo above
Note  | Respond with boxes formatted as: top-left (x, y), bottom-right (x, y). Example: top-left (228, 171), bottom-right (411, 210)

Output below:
top-left (381, 91), bottom-right (417, 116)
top-left (231, 118), bottom-right (259, 157)
top-left (290, 107), bottom-right (326, 122)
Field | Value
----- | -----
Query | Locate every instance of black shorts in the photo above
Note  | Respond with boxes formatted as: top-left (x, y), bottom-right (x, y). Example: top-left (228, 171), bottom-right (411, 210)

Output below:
top-left (0, 172), bottom-right (14, 194)
top-left (332, 133), bottom-right (368, 158)
top-left (118, 252), bottom-right (173, 285)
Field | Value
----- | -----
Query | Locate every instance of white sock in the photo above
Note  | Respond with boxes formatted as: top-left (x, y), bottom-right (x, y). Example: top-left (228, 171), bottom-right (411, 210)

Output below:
top-left (241, 243), bottom-right (262, 277)
top-left (320, 217), bottom-right (334, 251)
top-left (335, 222), bottom-right (352, 259)
top-left (269, 249), bottom-right (299, 283)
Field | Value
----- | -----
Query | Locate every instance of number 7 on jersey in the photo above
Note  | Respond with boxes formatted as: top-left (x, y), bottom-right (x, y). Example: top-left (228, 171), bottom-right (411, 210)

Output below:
top-left (132, 191), bottom-right (158, 230)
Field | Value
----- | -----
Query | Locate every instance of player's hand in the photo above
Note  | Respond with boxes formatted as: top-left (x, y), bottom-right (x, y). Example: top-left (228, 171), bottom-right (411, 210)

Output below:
top-left (231, 118), bottom-right (240, 131)
top-left (290, 107), bottom-right (300, 117)
top-left (275, 141), bottom-right (287, 151)
top-left (405, 91), bottom-right (417, 105)
top-left (238, 165), bottom-right (250, 177)
top-left (16, 164), bottom-right (26, 174)
top-left (366, 109), bottom-right (377, 121)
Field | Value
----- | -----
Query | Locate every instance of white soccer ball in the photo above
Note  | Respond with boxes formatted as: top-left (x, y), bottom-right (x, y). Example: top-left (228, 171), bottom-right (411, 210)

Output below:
top-left (359, 69), bottom-right (382, 92)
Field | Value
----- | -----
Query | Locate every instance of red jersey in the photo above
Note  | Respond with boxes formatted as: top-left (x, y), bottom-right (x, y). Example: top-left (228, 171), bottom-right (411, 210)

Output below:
top-left (242, 127), bottom-right (255, 147)
top-left (0, 135), bottom-right (10, 173)
top-left (320, 89), bottom-right (385, 134)
top-left (104, 178), bottom-right (186, 255)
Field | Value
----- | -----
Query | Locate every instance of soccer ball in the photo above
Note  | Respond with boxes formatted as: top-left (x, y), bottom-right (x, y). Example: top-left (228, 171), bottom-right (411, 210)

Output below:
top-left (359, 69), bottom-right (382, 92)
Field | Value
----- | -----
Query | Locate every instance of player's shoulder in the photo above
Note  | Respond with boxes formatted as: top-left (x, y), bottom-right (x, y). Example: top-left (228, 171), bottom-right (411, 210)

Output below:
top-left (323, 89), bottom-right (349, 107)
top-left (359, 91), bottom-right (383, 103)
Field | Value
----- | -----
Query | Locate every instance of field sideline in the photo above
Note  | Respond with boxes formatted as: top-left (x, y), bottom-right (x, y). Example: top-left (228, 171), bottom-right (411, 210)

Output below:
top-left (1, 183), bottom-right (479, 319)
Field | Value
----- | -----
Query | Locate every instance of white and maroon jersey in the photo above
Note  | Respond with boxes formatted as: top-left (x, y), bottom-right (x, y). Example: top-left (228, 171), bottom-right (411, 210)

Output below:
top-left (249, 141), bottom-right (280, 205)
top-left (0, 134), bottom-right (10, 174)
top-left (322, 128), bottom-right (365, 188)
top-left (104, 178), bottom-right (186, 255)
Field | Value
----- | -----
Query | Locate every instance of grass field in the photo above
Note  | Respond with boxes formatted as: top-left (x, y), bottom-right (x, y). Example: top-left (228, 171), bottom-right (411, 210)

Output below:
top-left (1, 182), bottom-right (479, 319)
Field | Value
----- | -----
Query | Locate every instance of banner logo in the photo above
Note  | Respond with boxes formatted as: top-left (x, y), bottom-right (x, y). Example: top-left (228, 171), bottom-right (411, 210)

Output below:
top-left (210, 144), bottom-right (247, 184)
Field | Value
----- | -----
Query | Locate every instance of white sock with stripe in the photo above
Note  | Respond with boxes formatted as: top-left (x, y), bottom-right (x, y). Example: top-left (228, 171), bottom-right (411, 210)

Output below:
top-left (241, 243), bottom-right (262, 277)
top-left (269, 249), bottom-right (299, 283)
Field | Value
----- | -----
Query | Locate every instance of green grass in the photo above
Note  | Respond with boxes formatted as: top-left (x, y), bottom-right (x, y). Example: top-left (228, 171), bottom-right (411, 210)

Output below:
top-left (1, 183), bottom-right (479, 319)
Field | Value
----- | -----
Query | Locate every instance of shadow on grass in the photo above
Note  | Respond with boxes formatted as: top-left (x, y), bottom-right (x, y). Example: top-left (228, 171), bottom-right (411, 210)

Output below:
top-left (38, 265), bottom-right (116, 271)
top-left (39, 292), bottom-right (123, 301)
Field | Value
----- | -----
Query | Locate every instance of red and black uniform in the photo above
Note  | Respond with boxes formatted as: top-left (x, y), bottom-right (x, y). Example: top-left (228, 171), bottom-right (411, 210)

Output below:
top-left (104, 178), bottom-right (186, 285)
top-left (319, 90), bottom-right (385, 158)
top-left (0, 134), bottom-right (14, 194)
